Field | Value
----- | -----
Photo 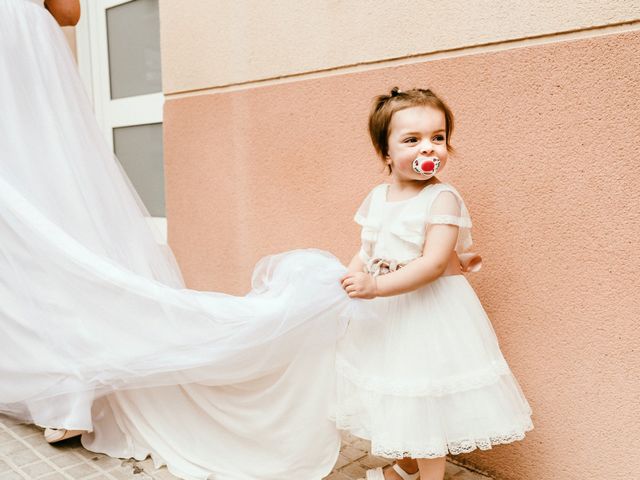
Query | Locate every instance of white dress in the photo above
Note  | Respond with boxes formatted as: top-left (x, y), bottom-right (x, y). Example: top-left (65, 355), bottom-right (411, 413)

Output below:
top-left (1, 1), bottom-right (373, 478)
top-left (334, 182), bottom-right (533, 459)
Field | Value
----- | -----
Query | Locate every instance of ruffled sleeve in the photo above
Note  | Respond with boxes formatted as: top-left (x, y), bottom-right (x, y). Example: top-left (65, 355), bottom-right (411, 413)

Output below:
top-left (427, 186), bottom-right (473, 252)
top-left (427, 190), bottom-right (472, 228)
top-left (354, 187), bottom-right (375, 226)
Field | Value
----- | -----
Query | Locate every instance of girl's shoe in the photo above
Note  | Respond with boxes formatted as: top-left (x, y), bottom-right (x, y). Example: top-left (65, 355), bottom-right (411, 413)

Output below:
top-left (43, 428), bottom-right (83, 443)
top-left (365, 464), bottom-right (420, 480)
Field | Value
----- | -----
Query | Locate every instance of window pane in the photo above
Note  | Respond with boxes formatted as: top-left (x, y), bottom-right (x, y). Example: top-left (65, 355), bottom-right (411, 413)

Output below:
top-left (107, 0), bottom-right (162, 99)
top-left (113, 123), bottom-right (165, 217)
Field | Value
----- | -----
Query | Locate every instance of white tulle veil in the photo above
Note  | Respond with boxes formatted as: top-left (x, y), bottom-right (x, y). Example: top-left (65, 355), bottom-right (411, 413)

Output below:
top-left (0, 2), bottom-right (367, 478)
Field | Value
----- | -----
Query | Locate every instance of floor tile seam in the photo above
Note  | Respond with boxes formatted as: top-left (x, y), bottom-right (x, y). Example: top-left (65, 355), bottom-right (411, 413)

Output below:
top-left (84, 467), bottom-right (124, 480)
top-left (104, 470), bottom-right (124, 480)
top-left (0, 451), bottom-right (36, 480)
top-left (64, 452), bottom-right (123, 478)
top-left (1, 448), bottom-right (77, 480)
top-left (0, 421), bottom-right (20, 440)
top-left (1, 423), bottom-right (96, 479)
top-left (2, 421), bottom-right (155, 480)
top-left (1, 424), bottom-right (65, 475)
top-left (4, 427), bottom-right (39, 437)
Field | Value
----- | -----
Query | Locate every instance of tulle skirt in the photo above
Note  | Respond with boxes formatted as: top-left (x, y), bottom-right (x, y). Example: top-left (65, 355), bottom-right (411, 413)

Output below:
top-left (0, 1), bottom-right (370, 478)
top-left (333, 274), bottom-right (533, 459)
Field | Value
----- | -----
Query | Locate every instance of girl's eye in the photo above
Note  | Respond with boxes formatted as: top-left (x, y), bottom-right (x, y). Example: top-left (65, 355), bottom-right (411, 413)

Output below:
top-left (433, 135), bottom-right (445, 142)
top-left (403, 137), bottom-right (417, 143)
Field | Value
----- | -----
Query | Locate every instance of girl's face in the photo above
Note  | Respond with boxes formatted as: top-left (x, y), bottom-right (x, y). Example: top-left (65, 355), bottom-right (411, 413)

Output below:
top-left (385, 106), bottom-right (448, 184)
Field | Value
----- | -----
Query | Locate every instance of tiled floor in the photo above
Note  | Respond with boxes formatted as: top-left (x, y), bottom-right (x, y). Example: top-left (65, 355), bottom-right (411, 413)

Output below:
top-left (0, 416), bottom-right (490, 479)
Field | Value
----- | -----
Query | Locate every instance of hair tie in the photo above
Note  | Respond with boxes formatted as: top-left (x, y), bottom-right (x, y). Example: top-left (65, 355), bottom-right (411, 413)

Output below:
top-left (390, 87), bottom-right (401, 97)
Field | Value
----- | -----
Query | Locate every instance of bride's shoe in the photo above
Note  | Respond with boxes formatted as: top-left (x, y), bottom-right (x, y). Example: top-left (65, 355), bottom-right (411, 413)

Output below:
top-left (43, 428), bottom-right (83, 443)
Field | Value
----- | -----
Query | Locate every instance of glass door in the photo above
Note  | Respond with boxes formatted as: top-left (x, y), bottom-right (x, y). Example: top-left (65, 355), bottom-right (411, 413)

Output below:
top-left (76, 0), bottom-right (167, 243)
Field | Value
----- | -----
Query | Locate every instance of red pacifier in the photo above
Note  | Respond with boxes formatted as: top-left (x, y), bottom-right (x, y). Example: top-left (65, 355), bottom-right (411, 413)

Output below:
top-left (412, 156), bottom-right (440, 178)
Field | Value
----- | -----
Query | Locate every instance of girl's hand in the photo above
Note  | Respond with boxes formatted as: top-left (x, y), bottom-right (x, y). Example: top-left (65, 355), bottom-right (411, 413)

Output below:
top-left (340, 272), bottom-right (377, 299)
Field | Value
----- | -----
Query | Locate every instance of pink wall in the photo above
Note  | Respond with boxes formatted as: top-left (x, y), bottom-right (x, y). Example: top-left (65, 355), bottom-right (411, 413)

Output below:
top-left (164, 31), bottom-right (640, 479)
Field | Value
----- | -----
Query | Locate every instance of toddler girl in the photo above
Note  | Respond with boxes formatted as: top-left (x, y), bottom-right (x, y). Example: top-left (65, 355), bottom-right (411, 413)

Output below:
top-left (338, 88), bottom-right (533, 480)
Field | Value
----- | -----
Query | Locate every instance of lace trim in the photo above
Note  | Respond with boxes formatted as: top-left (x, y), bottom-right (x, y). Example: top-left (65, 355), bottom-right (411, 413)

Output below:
top-left (334, 414), bottom-right (533, 460)
top-left (336, 356), bottom-right (512, 396)
top-left (367, 424), bottom-right (534, 459)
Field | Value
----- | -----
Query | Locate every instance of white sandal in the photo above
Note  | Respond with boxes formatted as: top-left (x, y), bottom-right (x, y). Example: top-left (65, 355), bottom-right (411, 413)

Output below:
top-left (43, 428), bottom-right (83, 443)
top-left (365, 464), bottom-right (420, 480)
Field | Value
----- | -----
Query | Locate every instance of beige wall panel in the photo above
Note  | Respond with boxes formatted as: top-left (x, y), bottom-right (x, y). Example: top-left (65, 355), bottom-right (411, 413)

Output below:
top-left (164, 30), bottom-right (640, 479)
top-left (159, 0), bottom-right (640, 93)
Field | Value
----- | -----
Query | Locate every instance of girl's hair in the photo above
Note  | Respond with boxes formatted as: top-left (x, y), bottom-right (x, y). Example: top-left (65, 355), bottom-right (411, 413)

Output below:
top-left (368, 87), bottom-right (455, 174)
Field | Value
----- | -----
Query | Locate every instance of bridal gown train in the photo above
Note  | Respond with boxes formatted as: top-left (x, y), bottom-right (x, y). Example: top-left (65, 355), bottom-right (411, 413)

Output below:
top-left (0, 1), bottom-right (365, 478)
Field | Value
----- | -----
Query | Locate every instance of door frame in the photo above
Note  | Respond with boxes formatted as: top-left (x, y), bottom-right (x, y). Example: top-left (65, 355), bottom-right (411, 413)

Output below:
top-left (75, 0), bottom-right (167, 243)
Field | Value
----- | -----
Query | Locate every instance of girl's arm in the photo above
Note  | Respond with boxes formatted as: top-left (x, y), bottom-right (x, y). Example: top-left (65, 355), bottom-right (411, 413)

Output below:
top-left (44, 0), bottom-right (81, 26)
top-left (374, 223), bottom-right (458, 297)
top-left (346, 252), bottom-right (365, 274)
top-left (342, 224), bottom-right (458, 298)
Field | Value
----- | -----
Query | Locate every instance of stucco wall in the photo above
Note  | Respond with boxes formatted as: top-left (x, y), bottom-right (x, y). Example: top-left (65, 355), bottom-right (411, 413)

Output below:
top-left (159, 0), bottom-right (640, 93)
top-left (159, 2), bottom-right (640, 478)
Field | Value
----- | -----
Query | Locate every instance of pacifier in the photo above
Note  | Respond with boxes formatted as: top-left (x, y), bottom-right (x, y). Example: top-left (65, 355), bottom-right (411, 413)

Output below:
top-left (412, 156), bottom-right (440, 178)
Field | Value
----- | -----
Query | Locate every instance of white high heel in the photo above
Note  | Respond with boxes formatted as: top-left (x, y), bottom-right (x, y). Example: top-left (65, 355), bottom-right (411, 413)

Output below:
top-left (43, 428), bottom-right (83, 443)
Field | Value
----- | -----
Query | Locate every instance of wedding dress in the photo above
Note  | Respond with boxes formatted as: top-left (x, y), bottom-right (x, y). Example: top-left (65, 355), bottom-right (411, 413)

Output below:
top-left (0, 1), bottom-right (365, 478)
